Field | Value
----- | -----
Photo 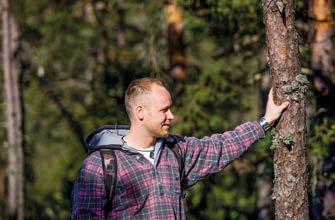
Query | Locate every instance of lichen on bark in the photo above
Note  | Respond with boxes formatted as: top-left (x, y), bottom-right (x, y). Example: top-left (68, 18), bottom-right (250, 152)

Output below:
top-left (262, 0), bottom-right (309, 219)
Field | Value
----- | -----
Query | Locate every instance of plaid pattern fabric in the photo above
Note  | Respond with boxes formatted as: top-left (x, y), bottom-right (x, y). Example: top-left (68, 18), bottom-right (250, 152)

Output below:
top-left (71, 121), bottom-right (264, 219)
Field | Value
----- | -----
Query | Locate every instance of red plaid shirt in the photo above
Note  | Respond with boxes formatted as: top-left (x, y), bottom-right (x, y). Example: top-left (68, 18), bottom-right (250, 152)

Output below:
top-left (71, 121), bottom-right (264, 219)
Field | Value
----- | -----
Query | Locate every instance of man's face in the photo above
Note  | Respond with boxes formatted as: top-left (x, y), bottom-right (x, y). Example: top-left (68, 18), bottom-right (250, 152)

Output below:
top-left (140, 85), bottom-right (174, 138)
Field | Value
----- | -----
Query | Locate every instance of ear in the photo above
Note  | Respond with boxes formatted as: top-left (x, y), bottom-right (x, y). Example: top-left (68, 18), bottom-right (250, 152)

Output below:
top-left (135, 105), bottom-right (145, 121)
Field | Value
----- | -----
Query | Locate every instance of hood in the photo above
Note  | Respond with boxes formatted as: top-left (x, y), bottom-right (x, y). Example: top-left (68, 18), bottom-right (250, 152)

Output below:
top-left (85, 125), bottom-right (129, 153)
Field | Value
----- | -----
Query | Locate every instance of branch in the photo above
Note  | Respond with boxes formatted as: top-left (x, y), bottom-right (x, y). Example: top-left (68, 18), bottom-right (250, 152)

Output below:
top-left (36, 75), bottom-right (86, 150)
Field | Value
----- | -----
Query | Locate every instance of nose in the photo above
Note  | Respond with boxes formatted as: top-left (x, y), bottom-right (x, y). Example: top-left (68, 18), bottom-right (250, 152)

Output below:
top-left (167, 109), bottom-right (174, 121)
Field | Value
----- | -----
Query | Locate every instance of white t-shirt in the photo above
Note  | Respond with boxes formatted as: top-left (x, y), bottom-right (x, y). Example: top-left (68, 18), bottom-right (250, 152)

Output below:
top-left (128, 146), bottom-right (155, 165)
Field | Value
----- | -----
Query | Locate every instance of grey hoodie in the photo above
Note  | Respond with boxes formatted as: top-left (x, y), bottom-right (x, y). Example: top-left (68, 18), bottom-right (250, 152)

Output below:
top-left (84, 125), bottom-right (167, 165)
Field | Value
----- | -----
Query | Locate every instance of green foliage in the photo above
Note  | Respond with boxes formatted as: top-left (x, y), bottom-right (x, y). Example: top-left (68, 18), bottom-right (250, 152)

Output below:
top-left (0, 0), bottom-right (332, 219)
top-left (308, 118), bottom-right (335, 159)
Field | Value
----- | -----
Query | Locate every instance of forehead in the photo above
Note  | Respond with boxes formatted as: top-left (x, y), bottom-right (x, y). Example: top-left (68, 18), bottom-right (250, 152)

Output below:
top-left (148, 85), bottom-right (172, 106)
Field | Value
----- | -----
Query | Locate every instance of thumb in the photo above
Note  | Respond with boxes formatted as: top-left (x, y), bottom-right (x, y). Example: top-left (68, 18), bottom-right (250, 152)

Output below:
top-left (280, 101), bottom-right (290, 111)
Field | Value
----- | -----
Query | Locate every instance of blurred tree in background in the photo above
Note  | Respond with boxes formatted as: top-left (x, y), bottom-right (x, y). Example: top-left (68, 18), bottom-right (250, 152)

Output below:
top-left (2, 0), bottom-right (25, 218)
top-left (0, 0), bottom-right (334, 219)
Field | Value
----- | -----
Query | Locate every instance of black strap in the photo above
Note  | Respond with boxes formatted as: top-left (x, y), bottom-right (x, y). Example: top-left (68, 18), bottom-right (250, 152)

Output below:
top-left (99, 149), bottom-right (117, 219)
top-left (166, 136), bottom-right (185, 183)
top-left (98, 136), bottom-right (184, 219)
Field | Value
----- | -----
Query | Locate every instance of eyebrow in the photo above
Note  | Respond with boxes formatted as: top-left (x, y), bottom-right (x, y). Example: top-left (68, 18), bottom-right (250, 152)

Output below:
top-left (160, 104), bottom-right (172, 110)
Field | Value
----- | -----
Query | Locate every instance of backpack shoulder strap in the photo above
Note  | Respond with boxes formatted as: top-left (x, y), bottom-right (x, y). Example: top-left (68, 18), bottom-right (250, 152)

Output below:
top-left (99, 149), bottom-right (117, 219)
top-left (165, 135), bottom-right (185, 180)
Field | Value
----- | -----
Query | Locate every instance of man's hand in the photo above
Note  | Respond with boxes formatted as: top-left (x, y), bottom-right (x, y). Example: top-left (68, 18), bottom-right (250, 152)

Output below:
top-left (264, 88), bottom-right (289, 125)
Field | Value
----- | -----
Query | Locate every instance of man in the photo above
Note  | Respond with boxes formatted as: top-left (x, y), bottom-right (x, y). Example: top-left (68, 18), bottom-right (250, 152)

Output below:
top-left (71, 77), bottom-right (289, 219)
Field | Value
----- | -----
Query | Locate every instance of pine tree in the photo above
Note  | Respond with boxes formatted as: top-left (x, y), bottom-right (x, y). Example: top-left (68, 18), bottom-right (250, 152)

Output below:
top-left (262, 0), bottom-right (309, 219)
top-left (2, 0), bottom-right (25, 218)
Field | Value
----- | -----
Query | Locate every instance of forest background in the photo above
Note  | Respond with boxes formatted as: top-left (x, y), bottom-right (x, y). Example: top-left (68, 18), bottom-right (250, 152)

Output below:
top-left (1, 0), bottom-right (334, 219)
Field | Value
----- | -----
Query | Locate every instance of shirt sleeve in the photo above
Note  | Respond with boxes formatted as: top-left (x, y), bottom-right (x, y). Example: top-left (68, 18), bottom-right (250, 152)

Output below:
top-left (179, 121), bottom-right (265, 188)
top-left (71, 151), bottom-right (106, 220)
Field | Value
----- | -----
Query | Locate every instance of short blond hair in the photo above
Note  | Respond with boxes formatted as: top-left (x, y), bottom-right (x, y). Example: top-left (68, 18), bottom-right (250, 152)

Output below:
top-left (125, 77), bottom-right (166, 118)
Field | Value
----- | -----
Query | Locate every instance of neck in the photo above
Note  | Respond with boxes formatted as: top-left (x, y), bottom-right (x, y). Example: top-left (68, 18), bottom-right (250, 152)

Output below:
top-left (124, 124), bottom-right (156, 149)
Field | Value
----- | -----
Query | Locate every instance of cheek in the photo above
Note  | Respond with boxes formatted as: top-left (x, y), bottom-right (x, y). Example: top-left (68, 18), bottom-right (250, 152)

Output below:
top-left (155, 113), bottom-right (167, 124)
top-left (146, 111), bottom-right (164, 122)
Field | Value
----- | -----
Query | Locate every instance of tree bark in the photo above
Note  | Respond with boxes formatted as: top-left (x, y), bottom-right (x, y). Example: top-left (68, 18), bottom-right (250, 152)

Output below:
top-left (164, 0), bottom-right (186, 93)
top-left (262, 0), bottom-right (309, 219)
top-left (2, 0), bottom-right (25, 219)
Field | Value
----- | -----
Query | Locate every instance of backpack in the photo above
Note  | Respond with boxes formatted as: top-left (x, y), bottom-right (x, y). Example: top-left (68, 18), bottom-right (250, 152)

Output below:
top-left (89, 130), bottom-right (184, 219)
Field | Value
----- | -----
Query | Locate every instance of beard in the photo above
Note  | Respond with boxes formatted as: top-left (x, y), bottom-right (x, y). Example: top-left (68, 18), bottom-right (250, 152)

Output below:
top-left (149, 124), bottom-right (170, 138)
top-left (161, 123), bottom-right (171, 135)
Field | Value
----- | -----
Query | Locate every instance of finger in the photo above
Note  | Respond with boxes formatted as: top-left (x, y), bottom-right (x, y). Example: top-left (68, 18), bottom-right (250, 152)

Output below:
top-left (268, 87), bottom-right (274, 102)
top-left (280, 101), bottom-right (290, 110)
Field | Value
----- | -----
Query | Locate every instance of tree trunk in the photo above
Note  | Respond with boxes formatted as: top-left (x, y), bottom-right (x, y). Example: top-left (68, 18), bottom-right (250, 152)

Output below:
top-left (116, 0), bottom-right (125, 53)
top-left (309, 1), bottom-right (335, 218)
top-left (257, 163), bottom-right (273, 220)
top-left (262, 0), bottom-right (309, 219)
top-left (257, 68), bottom-right (273, 220)
top-left (308, 0), bottom-right (335, 111)
top-left (164, 0), bottom-right (186, 94)
top-left (92, 0), bottom-right (109, 76)
top-left (309, 0), bottom-right (335, 88)
top-left (2, 0), bottom-right (25, 219)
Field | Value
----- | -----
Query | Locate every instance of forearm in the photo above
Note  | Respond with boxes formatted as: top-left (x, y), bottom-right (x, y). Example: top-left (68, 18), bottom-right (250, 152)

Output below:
top-left (181, 121), bottom-right (265, 186)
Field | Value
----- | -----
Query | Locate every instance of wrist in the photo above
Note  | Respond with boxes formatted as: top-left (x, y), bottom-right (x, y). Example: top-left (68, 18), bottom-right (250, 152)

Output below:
top-left (258, 117), bottom-right (271, 132)
top-left (263, 115), bottom-right (275, 126)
